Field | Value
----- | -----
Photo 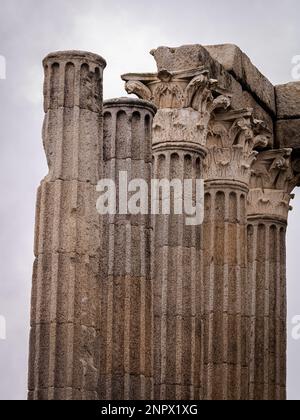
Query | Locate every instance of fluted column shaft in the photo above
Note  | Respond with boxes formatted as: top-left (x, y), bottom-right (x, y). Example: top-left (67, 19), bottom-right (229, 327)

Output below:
top-left (247, 148), bottom-right (299, 400)
top-left (247, 218), bottom-right (286, 400)
top-left (203, 181), bottom-right (249, 400)
top-left (28, 51), bottom-right (106, 400)
top-left (202, 109), bottom-right (267, 400)
top-left (98, 98), bottom-right (156, 400)
top-left (152, 108), bottom-right (206, 400)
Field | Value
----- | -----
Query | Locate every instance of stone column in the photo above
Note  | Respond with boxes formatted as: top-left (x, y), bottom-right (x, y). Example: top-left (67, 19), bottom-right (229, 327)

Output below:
top-left (152, 109), bottom-right (204, 400)
top-left (247, 149), bottom-right (299, 400)
top-left (202, 109), bottom-right (270, 400)
top-left (149, 76), bottom-right (229, 400)
top-left (97, 98), bottom-right (156, 400)
top-left (28, 51), bottom-right (106, 400)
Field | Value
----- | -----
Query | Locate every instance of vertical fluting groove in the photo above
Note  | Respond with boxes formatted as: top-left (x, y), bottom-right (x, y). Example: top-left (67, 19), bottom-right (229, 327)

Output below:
top-left (159, 153), bottom-right (169, 400)
top-left (54, 65), bottom-right (64, 179)
top-left (64, 63), bottom-right (75, 108)
top-left (50, 63), bottom-right (59, 108)
top-left (236, 192), bottom-right (242, 401)
top-left (140, 273), bottom-right (146, 397)
top-left (206, 190), bottom-right (216, 401)
top-left (249, 224), bottom-right (258, 399)
top-left (190, 157), bottom-right (198, 399)
top-left (105, 223), bottom-right (114, 400)
top-left (175, 155), bottom-right (184, 400)
top-left (275, 226), bottom-right (281, 400)
top-left (190, 245), bottom-right (196, 400)
top-left (160, 246), bottom-right (168, 400)
top-left (47, 181), bottom-right (62, 397)
top-left (280, 226), bottom-right (287, 401)
top-left (263, 225), bottom-right (270, 400)
top-left (155, 153), bottom-right (165, 397)
top-left (65, 183), bottom-right (78, 395)
top-left (33, 256), bottom-right (44, 392)
top-left (124, 224), bottom-right (132, 399)
top-left (222, 191), bottom-right (229, 400)
top-left (71, 104), bottom-right (80, 181)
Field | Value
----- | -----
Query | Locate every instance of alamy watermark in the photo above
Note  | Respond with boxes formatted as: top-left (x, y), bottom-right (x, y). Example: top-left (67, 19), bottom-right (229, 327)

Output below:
top-left (292, 55), bottom-right (300, 80)
top-left (292, 316), bottom-right (300, 340)
top-left (96, 171), bottom-right (205, 226)
top-left (0, 55), bottom-right (6, 80)
top-left (0, 315), bottom-right (6, 340)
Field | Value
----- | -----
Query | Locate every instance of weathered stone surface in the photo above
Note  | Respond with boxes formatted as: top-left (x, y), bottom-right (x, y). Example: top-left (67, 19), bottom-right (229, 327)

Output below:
top-left (205, 44), bottom-right (276, 115)
top-left (152, 84), bottom-right (207, 399)
top-left (201, 98), bottom-right (275, 399)
top-left (123, 45), bottom-right (275, 144)
top-left (103, 98), bottom-right (156, 162)
top-left (43, 107), bottom-right (103, 183)
top-left (152, 108), bottom-right (208, 151)
top-left (248, 149), bottom-right (298, 221)
top-left (28, 320), bottom-right (100, 396)
top-left (276, 82), bottom-right (300, 119)
top-left (30, 44), bottom-right (300, 401)
top-left (43, 51), bottom-right (106, 113)
top-left (246, 148), bottom-right (299, 400)
top-left (98, 98), bottom-right (156, 400)
top-left (150, 44), bottom-right (211, 72)
top-left (247, 222), bottom-right (287, 400)
top-left (150, 43), bottom-right (276, 116)
top-left (29, 50), bottom-right (106, 401)
top-left (42, 51), bottom-right (106, 184)
top-left (276, 119), bottom-right (300, 150)
top-left (34, 180), bottom-right (101, 257)
top-left (202, 184), bottom-right (250, 400)
top-left (240, 91), bottom-right (274, 139)
top-left (205, 108), bottom-right (271, 185)
top-left (205, 44), bottom-right (243, 82)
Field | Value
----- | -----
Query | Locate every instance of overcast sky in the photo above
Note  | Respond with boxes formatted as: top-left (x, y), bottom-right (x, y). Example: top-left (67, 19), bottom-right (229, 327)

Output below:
top-left (0, 0), bottom-right (299, 400)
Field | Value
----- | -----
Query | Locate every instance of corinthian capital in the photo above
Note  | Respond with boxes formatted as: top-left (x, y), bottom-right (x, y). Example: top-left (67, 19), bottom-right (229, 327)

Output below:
top-left (122, 68), bottom-right (231, 112)
top-left (248, 149), bottom-right (300, 222)
top-left (204, 109), bottom-right (270, 185)
top-left (152, 108), bottom-right (208, 155)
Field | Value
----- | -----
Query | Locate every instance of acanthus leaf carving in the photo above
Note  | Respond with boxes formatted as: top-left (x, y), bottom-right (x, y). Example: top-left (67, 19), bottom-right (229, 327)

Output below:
top-left (252, 119), bottom-right (272, 150)
top-left (204, 109), bottom-right (265, 184)
top-left (250, 148), bottom-right (294, 191)
top-left (152, 107), bottom-right (208, 154)
top-left (122, 68), bottom-right (231, 112)
top-left (248, 148), bottom-right (300, 221)
top-left (184, 71), bottom-right (216, 109)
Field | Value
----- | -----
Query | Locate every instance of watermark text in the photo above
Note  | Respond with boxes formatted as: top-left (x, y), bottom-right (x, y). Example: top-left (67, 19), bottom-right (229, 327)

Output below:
top-left (292, 55), bottom-right (300, 80)
top-left (0, 315), bottom-right (6, 340)
top-left (96, 172), bottom-right (205, 226)
top-left (0, 55), bottom-right (6, 80)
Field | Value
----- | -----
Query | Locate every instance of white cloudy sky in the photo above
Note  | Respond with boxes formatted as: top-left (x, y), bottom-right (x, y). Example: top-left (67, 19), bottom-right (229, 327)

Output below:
top-left (0, 0), bottom-right (299, 400)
